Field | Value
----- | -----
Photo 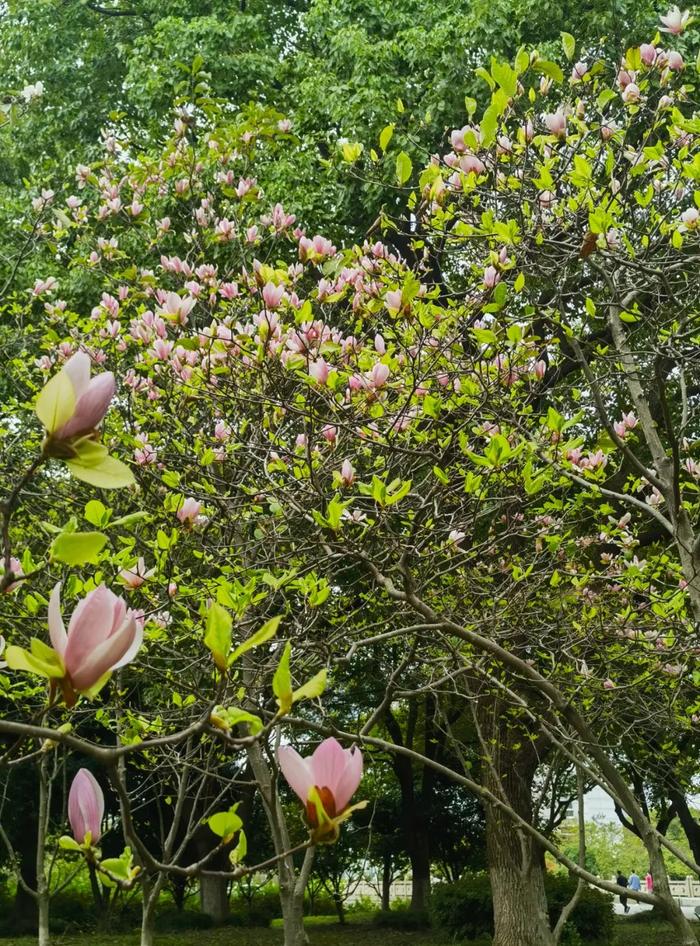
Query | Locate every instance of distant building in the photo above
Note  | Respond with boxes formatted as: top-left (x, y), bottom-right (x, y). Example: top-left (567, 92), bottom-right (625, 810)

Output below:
top-left (569, 785), bottom-right (618, 823)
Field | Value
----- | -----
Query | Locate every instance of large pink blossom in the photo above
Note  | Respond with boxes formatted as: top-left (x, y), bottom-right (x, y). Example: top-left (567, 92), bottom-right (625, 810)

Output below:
top-left (49, 583), bottom-right (143, 693)
top-left (53, 352), bottom-right (115, 440)
top-left (68, 769), bottom-right (104, 844)
top-left (278, 738), bottom-right (363, 825)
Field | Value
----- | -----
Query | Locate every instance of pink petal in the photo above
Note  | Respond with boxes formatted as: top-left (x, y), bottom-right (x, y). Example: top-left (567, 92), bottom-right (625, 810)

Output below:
top-left (61, 352), bottom-right (91, 399)
top-left (64, 585), bottom-right (115, 676)
top-left (56, 372), bottom-right (115, 438)
top-left (333, 746), bottom-right (363, 811)
top-left (48, 582), bottom-right (68, 658)
top-left (108, 597), bottom-right (127, 636)
top-left (111, 613), bottom-right (143, 670)
top-left (309, 738), bottom-right (350, 795)
top-left (277, 746), bottom-right (313, 804)
top-left (69, 614), bottom-right (138, 691)
top-left (68, 768), bottom-right (104, 843)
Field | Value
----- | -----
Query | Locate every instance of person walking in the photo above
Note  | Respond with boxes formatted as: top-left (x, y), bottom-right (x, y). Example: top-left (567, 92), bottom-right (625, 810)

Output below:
top-left (645, 871), bottom-right (653, 893)
top-left (616, 869), bottom-right (630, 913)
top-left (629, 869), bottom-right (641, 895)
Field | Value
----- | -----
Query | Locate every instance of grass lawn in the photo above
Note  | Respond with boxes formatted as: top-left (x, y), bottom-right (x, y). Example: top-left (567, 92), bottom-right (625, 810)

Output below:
top-left (0, 916), bottom-right (697, 945)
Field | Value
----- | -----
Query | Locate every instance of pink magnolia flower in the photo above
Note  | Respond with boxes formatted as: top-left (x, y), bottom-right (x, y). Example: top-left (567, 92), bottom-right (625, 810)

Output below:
top-left (571, 61), bottom-right (588, 82)
top-left (47, 352), bottom-right (115, 441)
top-left (309, 358), bottom-right (330, 385)
top-left (49, 582), bottom-right (143, 693)
top-left (682, 207), bottom-right (699, 228)
top-left (640, 43), bottom-right (657, 66)
top-left (214, 420), bottom-right (231, 441)
top-left (385, 290), bottom-right (403, 314)
top-left (622, 83), bottom-right (641, 104)
top-left (370, 362), bottom-right (390, 388)
top-left (483, 266), bottom-right (500, 289)
top-left (1, 557), bottom-right (23, 593)
top-left (262, 282), bottom-right (285, 309)
top-left (119, 557), bottom-right (155, 590)
top-left (544, 111), bottom-right (567, 137)
top-left (177, 497), bottom-right (202, 525)
top-left (155, 291), bottom-right (196, 325)
top-left (660, 5), bottom-right (691, 33)
top-left (68, 769), bottom-right (104, 844)
top-left (340, 459), bottom-right (355, 486)
top-left (278, 738), bottom-right (363, 826)
top-left (667, 50), bottom-right (685, 70)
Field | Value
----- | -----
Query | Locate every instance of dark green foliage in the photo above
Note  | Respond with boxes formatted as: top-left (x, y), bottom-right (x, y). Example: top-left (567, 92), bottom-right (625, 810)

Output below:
top-left (430, 871), bottom-right (493, 939)
top-left (372, 904), bottom-right (432, 929)
top-left (431, 872), bottom-right (614, 942)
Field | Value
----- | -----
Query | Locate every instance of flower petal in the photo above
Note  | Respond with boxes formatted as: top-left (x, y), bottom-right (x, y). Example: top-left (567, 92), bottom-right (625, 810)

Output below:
top-left (309, 738), bottom-right (350, 795)
top-left (48, 582), bottom-right (68, 658)
top-left (64, 585), bottom-right (115, 677)
top-left (61, 352), bottom-right (91, 399)
top-left (277, 745), bottom-right (313, 804)
top-left (56, 372), bottom-right (115, 439)
top-left (69, 614), bottom-right (138, 692)
top-left (332, 745), bottom-right (363, 811)
top-left (111, 612), bottom-right (143, 670)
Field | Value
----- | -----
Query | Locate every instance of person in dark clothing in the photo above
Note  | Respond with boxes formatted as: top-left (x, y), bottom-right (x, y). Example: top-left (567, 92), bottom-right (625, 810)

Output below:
top-left (616, 870), bottom-right (630, 913)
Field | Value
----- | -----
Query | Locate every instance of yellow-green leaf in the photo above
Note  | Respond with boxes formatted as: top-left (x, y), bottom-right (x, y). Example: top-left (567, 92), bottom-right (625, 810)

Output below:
top-left (50, 531), bottom-right (108, 566)
top-left (229, 615), bottom-right (282, 665)
top-left (379, 124), bottom-right (394, 151)
top-left (396, 151), bottom-right (412, 185)
top-left (293, 668), bottom-right (327, 704)
top-left (561, 32), bottom-right (575, 60)
top-left (204, 603), bottom-right (232, 672)
top-left (229, 829), bottom-right (247, 865)
top-left (66, 441), bottom-right (134, 489)
top-left (208, 804), bottom-right (242, 843)
top-left (6, 641), bottom-right (64, 679)
top-left (273, 641), bottom-right (293, 714)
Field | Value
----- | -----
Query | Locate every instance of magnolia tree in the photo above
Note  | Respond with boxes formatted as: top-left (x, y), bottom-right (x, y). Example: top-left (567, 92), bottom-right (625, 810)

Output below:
top-left (0, 93), bottom-right (366, 946)
top-left (1, 14), bottom-right (700, 946)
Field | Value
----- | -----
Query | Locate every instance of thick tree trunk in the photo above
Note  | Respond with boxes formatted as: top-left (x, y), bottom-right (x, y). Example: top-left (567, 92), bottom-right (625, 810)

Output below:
top-left (479, 700), bottom-right (554, 946)
top-left (669, 789), bottom-right (700, 865)
top-left (409, 824), bottom-right (431, 911)
top-left (384, 700), bottom-right (437, 912)
top-left (381, 855), bottom-right (392, 911)
top-left (199, 875), bottom-right (229, 923)
top-left (332, 891), bottom-right (346, 924)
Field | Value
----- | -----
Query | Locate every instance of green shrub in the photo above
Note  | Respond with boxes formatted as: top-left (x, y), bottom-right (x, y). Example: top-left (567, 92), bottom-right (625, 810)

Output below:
top-left (372, 903), bottom-right (431, 929)
top-left (347, 894), bottom-right (380, 914)
top-left (430, 871), bottom-right (492, 939)
top-left (560, 921), bottom-right (584, 946)
top-left (231, 886), bottom-right (281, 926)
top-left (545, 875), bottom-right (614, 943)
top-left (431, 871), bottom-right (614, 942)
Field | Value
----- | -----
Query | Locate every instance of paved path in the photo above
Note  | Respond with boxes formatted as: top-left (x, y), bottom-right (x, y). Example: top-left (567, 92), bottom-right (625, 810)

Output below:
top-left (613, 900), bottom-right (698, 919)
